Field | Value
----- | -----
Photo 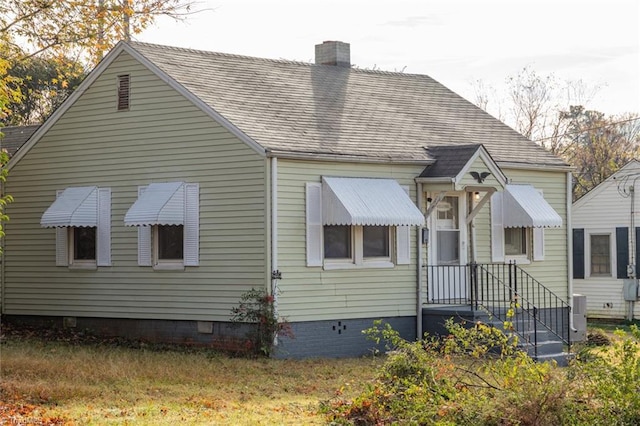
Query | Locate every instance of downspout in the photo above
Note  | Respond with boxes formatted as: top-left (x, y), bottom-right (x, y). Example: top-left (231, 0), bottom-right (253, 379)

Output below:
top-left (567, 171), bottom-right (577, 333)
top-left (416, 182), bottom-right (423, 340)
top-left (628, 183), bottom-right (635, 321)
top-left (271, 157), bottom-right (280, 344)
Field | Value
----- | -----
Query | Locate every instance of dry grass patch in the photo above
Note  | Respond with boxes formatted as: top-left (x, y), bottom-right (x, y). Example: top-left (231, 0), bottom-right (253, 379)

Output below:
top-left (0, 336), bottom-right (380, 425)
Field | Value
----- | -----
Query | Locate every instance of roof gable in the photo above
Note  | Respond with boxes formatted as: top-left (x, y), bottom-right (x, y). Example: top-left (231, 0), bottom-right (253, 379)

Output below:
top-left (418, 144), bottom-right (507, 190)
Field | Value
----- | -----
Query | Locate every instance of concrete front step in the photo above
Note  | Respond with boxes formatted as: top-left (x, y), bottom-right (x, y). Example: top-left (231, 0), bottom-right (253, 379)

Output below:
top-left (485, 320), bottom-right (572, 366)
top-left (533, 351), bottom-right (574, 367)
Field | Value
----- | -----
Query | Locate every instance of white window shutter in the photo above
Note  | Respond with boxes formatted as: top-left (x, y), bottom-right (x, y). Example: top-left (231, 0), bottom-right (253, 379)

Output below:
top-left (136, 186), bottom-right (152, 266)
top-left (396, 185), bottom-right (412, 265)
top-left (533, 227), bottom-right (545, 261)
top-left (55, 227), bottom-right (68, 266)
top-left (532, 189), bottom-right (545, 261)
top-left (490, 192), bottom-right (505, 263)
top-left (183, 183), bottom-right (200, 266)
top-left (306, 182), bottom-right (323, 266)
top-left (96, 188), bottom-right (112, 266)
top-left (54, 190), bottom-right (68, 266)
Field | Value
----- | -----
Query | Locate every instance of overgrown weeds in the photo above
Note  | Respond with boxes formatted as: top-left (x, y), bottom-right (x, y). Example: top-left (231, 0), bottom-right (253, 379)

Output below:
top-left (322, 320), bottom-right (640, 425)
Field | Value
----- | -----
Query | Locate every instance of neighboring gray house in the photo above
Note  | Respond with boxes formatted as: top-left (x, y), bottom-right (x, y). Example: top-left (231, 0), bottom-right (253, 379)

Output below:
top-left (2, 41), bottom-right (573, 358)
top-left (572, 160), bottom-right (640, 320)
top-left (1, 125), bottom-right (39, 157)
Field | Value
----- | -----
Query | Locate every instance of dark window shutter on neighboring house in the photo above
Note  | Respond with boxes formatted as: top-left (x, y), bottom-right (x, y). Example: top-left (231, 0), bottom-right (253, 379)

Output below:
top-left (616, 227), bottom-right (629, 279)
top-left (573, 228), bottom-right (585, 279)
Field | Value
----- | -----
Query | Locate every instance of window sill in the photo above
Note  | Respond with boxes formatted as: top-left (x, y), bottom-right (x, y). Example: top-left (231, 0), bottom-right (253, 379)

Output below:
top-left (505, 256), bottom-right (530, 265)
top-left (69, 263), bottom-right (97, 270)
top-left (153, 262), bottom-right (185, 271)
top-left (323, 260), bottom-right (395, 270)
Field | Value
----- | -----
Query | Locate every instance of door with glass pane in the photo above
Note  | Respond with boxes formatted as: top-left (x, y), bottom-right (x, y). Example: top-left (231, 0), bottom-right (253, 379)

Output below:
top-left (427, 194), bottom-right (468, 302)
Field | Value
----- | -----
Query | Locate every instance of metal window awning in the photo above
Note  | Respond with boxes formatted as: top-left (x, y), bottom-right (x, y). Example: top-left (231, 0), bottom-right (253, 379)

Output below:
top-left (503, 184), bottom-right (562, 228)
top-left (41, 186), bottom-right (98, 228)
top-left (124, 182), bottom-right (185, 226)
top-left (322, 177), bottom-right (425, 226)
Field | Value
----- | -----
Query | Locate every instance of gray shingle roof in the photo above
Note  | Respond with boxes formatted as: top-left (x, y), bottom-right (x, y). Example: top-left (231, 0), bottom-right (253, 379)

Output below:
top-left (420, 144), bottom-right (483, 178)
top-left (129, 42), bottom-right (567, 167)
top-left (1, 125), bottom-right (39, 157)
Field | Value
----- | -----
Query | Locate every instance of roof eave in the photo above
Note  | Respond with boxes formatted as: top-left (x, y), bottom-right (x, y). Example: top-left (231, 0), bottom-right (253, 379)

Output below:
top-left (266, 149), bottom-right (433, 165)
top-left (497, 161), bottom-right (573, 173)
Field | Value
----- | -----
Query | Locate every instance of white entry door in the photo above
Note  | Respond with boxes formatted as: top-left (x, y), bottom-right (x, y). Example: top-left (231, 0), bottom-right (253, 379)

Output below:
top-left (427, 194), bottom-right (468, 302)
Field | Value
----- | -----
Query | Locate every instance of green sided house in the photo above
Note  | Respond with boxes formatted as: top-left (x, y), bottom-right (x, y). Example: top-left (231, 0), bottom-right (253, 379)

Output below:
top-left (2, 40), bottom-right (574, 358)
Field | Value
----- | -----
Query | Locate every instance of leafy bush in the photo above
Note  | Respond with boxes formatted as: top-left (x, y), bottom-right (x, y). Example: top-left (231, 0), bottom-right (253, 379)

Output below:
top-left (323, 320), bottom-right (640, 425)
top-left (230, 288), bottom-right (293, 357)
top-left (566, 324), bottom-right (640, 425)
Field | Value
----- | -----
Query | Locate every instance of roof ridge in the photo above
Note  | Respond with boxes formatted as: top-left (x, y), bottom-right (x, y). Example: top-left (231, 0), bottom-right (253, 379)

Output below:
top-left (128, 40), bottom-right (433, 78)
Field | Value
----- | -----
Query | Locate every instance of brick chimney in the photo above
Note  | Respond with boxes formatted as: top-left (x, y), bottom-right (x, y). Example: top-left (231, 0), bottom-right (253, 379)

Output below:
top-left (315, 41), bottom-right (350, 67)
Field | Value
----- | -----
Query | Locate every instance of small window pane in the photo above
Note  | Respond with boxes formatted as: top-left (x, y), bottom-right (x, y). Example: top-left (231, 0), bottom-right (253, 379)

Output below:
top-left (437, 230), bottom-right (459, 263)
top-left (324, 225), bottom-right (351, 259)
top-left (436, 196), bottom-right (458, 229)
top-left (74, 227), bottom-right (96, 260)
top-left (158, 225), bottom-right (183, 260)
top-left (505, 227), bottom-right (527, 256)
top-left (590, 235), bottom-right (610, 276)
top-left (363, 226), bottom-right (389, 257)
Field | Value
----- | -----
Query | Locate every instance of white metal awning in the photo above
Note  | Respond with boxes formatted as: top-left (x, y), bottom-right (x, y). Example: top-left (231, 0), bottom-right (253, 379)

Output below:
top-left (41, 186), bottom-right (98, 228)
top-left (503, 184), bottom-right (562, 228)
top-left (322, 177), bottom-right (425, 226)
top-left (124, 182), bottom-right (185, 226)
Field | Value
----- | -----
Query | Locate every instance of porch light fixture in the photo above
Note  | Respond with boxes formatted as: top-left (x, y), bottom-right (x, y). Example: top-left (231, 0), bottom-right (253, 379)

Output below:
top-left (474, 192), bottom-right (480, 201)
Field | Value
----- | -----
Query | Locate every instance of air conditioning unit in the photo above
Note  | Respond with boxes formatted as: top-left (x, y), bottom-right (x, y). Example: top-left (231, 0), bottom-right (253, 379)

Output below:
top-left (572, 294), bottom-right (587, 342)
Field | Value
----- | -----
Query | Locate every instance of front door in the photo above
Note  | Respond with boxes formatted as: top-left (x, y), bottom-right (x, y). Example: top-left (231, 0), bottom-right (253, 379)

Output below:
top-left (427, 193), bottom-right (468, 302)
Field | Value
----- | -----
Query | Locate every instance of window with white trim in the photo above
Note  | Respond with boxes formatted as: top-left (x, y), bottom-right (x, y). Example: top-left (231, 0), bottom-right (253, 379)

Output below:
top-left (504, 227), bottom-right (529, 257)
top-left (306, 180), bottom-right (420, 269)
top-left (155, 224), bottom-right (184, 262)
top-left (72, 226), bottom-right (97, 262)
top-left (41, 186), bottom-right (111, 269)
top-left (124, 182), bottom-right (199, 270)
top-left (322, 225), bottom-right (392, 266)
top-left (590, 234), bottom-right (611, 276)
top-left (490, 192), bottom-right (545, 263)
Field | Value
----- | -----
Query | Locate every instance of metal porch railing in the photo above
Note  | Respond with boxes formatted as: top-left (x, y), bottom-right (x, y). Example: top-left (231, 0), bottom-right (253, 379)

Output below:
top-left (425, 263), bottom-right (571, 352)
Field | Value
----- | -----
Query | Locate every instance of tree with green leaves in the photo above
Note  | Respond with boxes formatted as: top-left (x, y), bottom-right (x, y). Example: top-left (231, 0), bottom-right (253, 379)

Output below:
top-left (2, 56), bottom-right (86, 126)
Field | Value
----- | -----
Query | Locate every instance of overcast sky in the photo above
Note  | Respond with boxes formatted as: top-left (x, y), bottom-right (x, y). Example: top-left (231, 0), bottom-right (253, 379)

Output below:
top-left (138, 0), bottom-right (640, 117)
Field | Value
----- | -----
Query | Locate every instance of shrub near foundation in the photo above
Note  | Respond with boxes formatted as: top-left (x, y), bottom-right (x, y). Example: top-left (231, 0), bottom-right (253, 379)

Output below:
top-left (230, 288), bottom-right (293, 357)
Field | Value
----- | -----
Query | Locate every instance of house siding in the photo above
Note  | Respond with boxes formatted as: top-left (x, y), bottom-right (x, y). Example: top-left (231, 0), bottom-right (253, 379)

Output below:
top-left (473, 168), bottom-right (569, 298)
top-left (275, 159), bottom-right (424, 322)
top-left (572, 161), bottom-right (640, 319)
top-left (3, 51), bottom-right (268, 321)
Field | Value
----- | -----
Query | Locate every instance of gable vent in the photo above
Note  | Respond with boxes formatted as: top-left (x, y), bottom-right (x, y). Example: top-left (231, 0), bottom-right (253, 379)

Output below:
top-left (117, 74), bottom-right (130, 111)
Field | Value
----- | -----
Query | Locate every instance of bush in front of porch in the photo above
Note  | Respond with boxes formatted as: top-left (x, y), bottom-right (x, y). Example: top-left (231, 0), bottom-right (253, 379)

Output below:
top-left (321, 320), bottom-right (640, 425)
